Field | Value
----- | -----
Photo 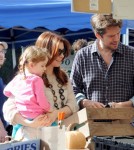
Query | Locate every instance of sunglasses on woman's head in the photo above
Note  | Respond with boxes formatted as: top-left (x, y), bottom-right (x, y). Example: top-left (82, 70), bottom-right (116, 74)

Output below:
top-left (58, 48), bottom-right (66, 56)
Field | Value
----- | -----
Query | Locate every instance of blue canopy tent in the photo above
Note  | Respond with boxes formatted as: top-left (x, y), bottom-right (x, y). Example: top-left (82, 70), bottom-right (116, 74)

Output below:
top-left (0, 0), bottom-right (92, 30)
top-left (0, 0), bottom-right (133, 68)
top-left (0, 0), bottom-right (94, 68)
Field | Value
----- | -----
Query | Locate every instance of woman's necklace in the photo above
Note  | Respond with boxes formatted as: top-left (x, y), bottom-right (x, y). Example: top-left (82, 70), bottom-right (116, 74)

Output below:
top-left (45, 74), bottom-right (65, 109)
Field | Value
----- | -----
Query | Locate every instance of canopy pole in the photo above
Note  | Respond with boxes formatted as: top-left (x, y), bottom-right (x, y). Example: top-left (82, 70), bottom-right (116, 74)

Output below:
top-left (122, 28), bottom-right (129, 46)
top-left (10, 28), bottom-right (16, 69)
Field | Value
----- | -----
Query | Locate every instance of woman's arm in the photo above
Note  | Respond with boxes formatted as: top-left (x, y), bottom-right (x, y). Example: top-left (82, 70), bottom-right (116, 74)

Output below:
top-left (3, 97), bottom-right (51, 127)
top-left (46, 105), bottom-right (72, 125)
top-left (65, 79), bottom-right (79, 112)
top-left (14, 113), bottom-right (50, 128)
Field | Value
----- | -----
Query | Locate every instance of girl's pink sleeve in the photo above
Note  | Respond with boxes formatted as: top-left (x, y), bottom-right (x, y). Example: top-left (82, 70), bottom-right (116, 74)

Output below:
top-left (33, 77), bottom-right (51, 112)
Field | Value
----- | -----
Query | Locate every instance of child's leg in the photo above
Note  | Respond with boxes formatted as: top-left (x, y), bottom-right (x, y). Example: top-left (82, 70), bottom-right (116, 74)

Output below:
top-left (12, 124), bottom-right (22, 138)
top-left (51, 122), bottom-right (58, 126)
top-left (12, 118), bottom-right (33, 138)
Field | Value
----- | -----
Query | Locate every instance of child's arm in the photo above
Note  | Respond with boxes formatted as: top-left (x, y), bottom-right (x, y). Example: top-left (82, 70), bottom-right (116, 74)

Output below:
top-left (34, 77), bottom-right (52, 112)
top-left (3, 97), bottom-right (51, 128)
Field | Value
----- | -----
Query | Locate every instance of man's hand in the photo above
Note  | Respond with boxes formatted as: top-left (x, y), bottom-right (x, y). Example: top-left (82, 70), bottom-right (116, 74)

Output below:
top-left (80, 99), bottom-right (105, 108)
top-left (110, 101), bottom-right (133, 108)
top-left (0, 127), bottom-right (7, 143)
top-left (0, 119), bottom-right (8, 143)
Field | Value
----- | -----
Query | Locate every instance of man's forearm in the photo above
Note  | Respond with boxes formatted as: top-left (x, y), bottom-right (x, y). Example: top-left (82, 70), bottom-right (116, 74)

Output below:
top-left (120, 100), bottom-right (133, 107)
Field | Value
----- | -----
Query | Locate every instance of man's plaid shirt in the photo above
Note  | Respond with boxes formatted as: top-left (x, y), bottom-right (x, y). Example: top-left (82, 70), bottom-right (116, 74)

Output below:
top-left (70, 40), bottom-right (134, 105)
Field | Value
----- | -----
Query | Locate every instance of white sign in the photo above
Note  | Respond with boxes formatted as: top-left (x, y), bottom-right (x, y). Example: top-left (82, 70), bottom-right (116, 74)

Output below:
top-left (113, 0), bottom-right (134, 20)
top-left (61, 53), bottom-right (75, 76)
top-left (90, 0), bottom-right (99, 11)
top-left (0, 139), bottom-right (40, 150)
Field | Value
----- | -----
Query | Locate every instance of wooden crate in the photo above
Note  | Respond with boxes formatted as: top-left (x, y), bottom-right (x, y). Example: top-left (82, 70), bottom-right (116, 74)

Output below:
top-left (63, 108), bottom-right (134, 138)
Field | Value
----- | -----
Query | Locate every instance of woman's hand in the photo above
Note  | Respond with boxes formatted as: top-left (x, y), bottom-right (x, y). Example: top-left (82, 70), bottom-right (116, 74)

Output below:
top-left (46, 110), bottom-right (58, 125)
top-left (27, 114), bottom-right (51, 128)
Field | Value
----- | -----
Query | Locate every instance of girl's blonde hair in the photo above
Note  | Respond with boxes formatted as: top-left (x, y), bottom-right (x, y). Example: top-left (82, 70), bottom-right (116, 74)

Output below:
top-left (18, 45), bottom-right (49, 76)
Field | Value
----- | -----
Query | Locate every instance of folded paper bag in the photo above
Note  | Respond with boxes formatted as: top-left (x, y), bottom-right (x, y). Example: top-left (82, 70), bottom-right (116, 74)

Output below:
top-left (37, 125), bottom-right (66, 150)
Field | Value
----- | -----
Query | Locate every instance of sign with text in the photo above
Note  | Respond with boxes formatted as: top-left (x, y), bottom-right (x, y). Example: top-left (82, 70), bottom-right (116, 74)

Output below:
top-left (0, 139), bottom-right (40, 150)
top-left (61, 53), bottom-right (75, 76)
top-left (113, 0), bottom-right (134, 20)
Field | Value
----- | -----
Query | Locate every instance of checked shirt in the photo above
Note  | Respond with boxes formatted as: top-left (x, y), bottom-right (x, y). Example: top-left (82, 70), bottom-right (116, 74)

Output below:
top-left (70, 40), bottom-right (134, 105)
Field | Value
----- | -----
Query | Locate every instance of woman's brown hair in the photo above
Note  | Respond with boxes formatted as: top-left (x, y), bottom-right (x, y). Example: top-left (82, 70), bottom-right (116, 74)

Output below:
top-left (35, 31), bottom-right (71, 87)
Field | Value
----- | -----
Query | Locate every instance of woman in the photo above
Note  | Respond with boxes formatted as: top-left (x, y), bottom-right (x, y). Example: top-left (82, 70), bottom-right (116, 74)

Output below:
top-left (3, 31), bottom-right (79, 140)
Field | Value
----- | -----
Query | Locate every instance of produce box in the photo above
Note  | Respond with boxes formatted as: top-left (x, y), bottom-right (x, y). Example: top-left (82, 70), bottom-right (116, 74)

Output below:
top-left (63, 108), bottom-right (134, 150)
top-left (63, 108), bottom-right (134, 137)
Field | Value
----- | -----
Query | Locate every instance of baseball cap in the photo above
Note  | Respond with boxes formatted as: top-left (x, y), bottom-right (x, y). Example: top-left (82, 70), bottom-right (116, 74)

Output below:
top-left (0, 41), bottom-right (8, 49)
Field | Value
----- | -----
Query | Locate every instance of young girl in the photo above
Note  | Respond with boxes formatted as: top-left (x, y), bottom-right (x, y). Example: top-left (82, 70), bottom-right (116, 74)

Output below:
top-left (4, 45), bottom-right (53, 138)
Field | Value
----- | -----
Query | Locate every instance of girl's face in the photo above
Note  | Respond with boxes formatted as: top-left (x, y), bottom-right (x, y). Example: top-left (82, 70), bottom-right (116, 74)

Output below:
top-left (50, 42), bottom-right (65, 68)
top-left (29, 57), bottom-right (48, 77)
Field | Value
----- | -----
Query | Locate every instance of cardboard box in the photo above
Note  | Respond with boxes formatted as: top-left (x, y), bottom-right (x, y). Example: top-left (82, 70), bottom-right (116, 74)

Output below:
top-left (71, 0), bottom-right (112, 14)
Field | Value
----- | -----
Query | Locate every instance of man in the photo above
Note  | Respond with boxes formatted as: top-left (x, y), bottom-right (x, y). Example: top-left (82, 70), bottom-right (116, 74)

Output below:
top-left (72, 39), bottom-right (88, 53)
top-left (70, 14), bottom-right (134, 109)
top-left (0, 41), bottom-right (8, 142)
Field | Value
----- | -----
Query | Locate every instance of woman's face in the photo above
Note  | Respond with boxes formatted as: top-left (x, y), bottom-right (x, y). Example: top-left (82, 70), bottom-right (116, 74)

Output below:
top-left (50, 42), bottom-right (65, 68)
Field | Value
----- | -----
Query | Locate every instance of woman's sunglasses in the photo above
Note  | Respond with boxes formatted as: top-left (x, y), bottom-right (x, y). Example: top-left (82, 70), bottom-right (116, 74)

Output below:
top-left (58, 48), bottom-right (66, 56)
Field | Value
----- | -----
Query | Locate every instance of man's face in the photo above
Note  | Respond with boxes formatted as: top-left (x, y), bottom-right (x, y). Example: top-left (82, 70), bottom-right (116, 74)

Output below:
top-left (99, 26), bottom-right (121, 51)
top-left (0, 45), bottom-right (6, 67)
